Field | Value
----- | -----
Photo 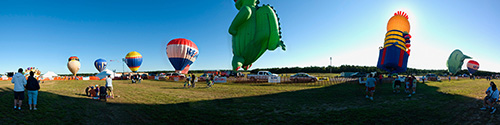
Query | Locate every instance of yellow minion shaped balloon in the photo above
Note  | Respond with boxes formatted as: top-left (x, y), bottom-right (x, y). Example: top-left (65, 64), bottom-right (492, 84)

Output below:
top-left (377, 11), bottom-right (412, 73)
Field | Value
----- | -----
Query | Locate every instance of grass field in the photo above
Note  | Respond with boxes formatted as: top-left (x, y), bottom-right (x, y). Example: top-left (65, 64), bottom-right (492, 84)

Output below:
top-left (0, 78), bottom-right (499, 124)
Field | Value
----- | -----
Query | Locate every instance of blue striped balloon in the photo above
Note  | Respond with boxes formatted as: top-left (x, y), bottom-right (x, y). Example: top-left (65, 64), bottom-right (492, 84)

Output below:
top-left (166, 38), bottom-right (199, 74)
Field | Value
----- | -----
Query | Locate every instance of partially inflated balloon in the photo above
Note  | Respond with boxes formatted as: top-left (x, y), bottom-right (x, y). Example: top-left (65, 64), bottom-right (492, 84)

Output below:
top-left (94, 58), bottom-right (107, 72)
top-left (125, 51), bottom-right (142, 73)
top-left (446, 49), bottom-right (471, 74)
top-left (467, 60), bottom-right (479, 74)
top-left (67, 56), bottom-right (81, 76)
top-left (229, 0), bottom-right (286, 71)
top-left (166, 38), bottom-right (199, 74)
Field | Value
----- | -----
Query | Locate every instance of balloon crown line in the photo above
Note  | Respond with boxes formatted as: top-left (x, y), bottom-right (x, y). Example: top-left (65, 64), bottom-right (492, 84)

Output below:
top-left (234, 0), bottom-right (261, 4)
top-left (394, 11), bottom-right (409, 19)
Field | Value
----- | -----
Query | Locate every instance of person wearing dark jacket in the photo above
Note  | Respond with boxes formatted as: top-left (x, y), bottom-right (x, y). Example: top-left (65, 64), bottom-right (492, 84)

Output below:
top-left (26, 71), bottom-right (40, 110)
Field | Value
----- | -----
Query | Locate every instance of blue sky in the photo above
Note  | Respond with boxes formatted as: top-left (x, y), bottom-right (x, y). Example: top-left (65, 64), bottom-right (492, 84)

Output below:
top-left (1, 0), bottom-right (499, 74)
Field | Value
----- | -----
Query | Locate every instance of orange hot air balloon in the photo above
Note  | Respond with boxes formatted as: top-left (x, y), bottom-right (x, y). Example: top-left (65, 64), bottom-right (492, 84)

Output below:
top-left (387, 11), bottom-right (410, 33)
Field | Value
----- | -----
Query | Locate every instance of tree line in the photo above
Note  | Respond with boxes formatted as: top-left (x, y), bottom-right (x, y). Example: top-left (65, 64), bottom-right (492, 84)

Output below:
top-left (249, 65), bottom-right (499, 76)
top-left (58, 65), bottom-right (499, 76)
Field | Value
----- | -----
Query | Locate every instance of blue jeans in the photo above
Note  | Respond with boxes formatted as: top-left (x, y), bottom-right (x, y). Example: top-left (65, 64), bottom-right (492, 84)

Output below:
top-left (27, 90), bottom-right (38, 105)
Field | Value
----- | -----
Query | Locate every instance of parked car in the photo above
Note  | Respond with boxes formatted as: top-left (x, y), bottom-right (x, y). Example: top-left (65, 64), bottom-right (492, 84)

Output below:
top-left (247, 71), bottom-right (278, 81)
top-left (290, 73), bottom-right (318, 82)
top-left (198, 73), bottom-right (214, 81)
top-left (350, 72), bottom-right (368, 78)
top-left (226, 71), bottom-right (244, 77)
top-left (425, 73), bottom-right (441, 81)
top-left (141, 74), bottom-right (148, 79)
top-left (165, 73), bottom-right (185, 79)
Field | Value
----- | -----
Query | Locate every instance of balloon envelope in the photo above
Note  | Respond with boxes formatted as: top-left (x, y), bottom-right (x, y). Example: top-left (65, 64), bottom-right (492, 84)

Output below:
top-left (94, 58), bottom-right (107, 72)
top-left (446, 49), bottom-right (471, 74)
top-left (125, 51), bottom-right (142, 73)
top-left (67, 56), bottom-right (81, 76)
top-left (166, 38), bottom-right (199, 74)
top-left (467, 60), bottom-right (479, 74)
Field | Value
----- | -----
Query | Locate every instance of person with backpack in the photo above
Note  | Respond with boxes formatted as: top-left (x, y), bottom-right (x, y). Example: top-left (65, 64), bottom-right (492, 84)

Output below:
top-left (481, 81), bottom-right (499, 114)
top-left (26, 71), bottom-right (41, 110)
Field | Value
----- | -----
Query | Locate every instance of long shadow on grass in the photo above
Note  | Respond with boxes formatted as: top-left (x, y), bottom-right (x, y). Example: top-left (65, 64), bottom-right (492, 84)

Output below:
top-left (0, 81), bottom-right (495, 124)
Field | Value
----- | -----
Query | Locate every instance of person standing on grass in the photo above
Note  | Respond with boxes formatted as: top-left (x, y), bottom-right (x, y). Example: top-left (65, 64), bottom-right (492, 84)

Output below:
top-left (26, 71), bottom-right (40, 110)
top-left (11, 68), bottom-right (27, 110)
top-left (405, 75), bottom-right (413, 94)
top-left (411, 75), bottom-right (417, 94)
top-left (421, 75), bottom-right (426, 84)
top-left (378, 74), bottom-right (383, 85)
top-left (184, 76), bottom-right (191, 88)
top-left (191, 73), bottom-right (196, 87)
top-left (106, 75), bottom-right (114, 98)
top-left (393, 76), bottom-right (402, 93)
top-left (481, 81), bottom-right (499, 114)
top-left (365, 74), bottom-right (377, 101)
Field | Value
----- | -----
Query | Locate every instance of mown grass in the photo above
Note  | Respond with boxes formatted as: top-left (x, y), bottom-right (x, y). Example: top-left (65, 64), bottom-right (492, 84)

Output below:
top-left (0, 78), bottom-right (498, 124)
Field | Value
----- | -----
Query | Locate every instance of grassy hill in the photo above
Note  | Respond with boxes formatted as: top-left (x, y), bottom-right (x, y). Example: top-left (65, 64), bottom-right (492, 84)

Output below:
top-left (0, 78), bottom-right (498, 124)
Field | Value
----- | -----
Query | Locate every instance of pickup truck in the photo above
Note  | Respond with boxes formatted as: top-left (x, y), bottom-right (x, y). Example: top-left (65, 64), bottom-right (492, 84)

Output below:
top-left (247, 71), bottom-right (278, 81)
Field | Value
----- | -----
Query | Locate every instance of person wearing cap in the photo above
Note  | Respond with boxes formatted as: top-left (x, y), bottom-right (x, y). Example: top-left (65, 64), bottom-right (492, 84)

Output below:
top-left (12, 68), bottom-right (27, 110)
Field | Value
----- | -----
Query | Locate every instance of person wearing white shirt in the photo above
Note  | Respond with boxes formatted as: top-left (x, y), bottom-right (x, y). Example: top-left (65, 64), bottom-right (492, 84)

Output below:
top-left (11, 68), bottom-right (27, 110)
top-left (106, 75), bottom-right (114, 98)
top-left (481, 82), bottom-right (499, 114)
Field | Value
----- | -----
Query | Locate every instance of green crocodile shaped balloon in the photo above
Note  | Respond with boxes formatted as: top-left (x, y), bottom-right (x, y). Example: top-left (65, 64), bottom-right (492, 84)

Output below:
top-left (446, 49), bottom-right (471, 74)
top-left (229, 0), bottom-right (286, 71)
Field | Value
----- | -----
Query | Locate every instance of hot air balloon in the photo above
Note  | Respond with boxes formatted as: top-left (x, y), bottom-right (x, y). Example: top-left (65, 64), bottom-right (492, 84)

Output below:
top-left (377, 11), bottom-right (412, 73)
top-left (25, 67), bottom-right (41, 76)
top-left (446, 49), bottom-right (471, 74)
top-left (94, 58), bottom-right (107, 72)
top-left (67, 56), bottom-right (81, 76)
top-left (229, 0), bottom-right (286, 71)
top-left (166, 38), bottom-right (199, 74)
top-left (125, 51), bottom-right (143, 73)
top-left (467, 60), bottom-right (479, 74)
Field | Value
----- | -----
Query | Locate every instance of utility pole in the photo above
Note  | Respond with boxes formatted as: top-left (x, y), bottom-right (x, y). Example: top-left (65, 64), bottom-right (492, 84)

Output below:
top-left (122, 58), bottom-right (126, 73)
top-left (330, 57), bottom-right (332, 73)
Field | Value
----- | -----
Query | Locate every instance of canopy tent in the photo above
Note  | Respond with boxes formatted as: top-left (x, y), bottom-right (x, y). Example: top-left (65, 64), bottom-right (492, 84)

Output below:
top-left (95, 69), bottom-right (115, 79)
top-left (1, 75), bottom-right (8, 80)
top-left (42, 71), bottom-right (59, 80)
